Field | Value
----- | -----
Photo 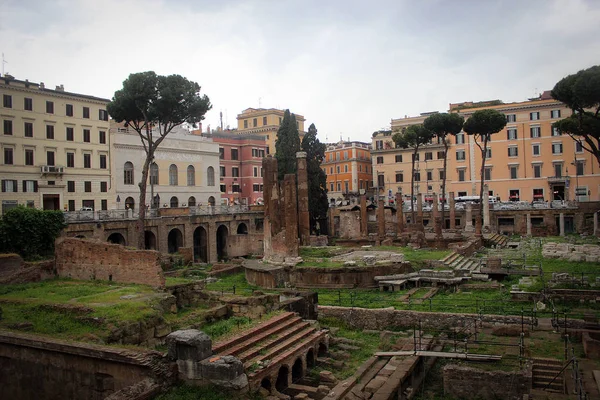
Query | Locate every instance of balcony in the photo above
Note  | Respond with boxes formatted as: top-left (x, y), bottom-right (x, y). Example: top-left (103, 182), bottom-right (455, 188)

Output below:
top-left (41, 165), bottom-right (64, 174)
top-left (547, 175), bottom-right (567, 184)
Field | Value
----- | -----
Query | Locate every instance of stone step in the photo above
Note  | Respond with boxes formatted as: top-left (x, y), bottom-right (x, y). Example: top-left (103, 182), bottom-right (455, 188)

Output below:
top-left (450, 256), bottom-right (465, 268)
top-left (213, 312), bottom-right (300, 355)
top-left (244, 326), bottom-right (317, 368)
top-left (533, 358), bottom-right (564, 367)
top-left (443, 252), bottom-right (460, 264)
top-left (236, 321), bottom-right (311, 362)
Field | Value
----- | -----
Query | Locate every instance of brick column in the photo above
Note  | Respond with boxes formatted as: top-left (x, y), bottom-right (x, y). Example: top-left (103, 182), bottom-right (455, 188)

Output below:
top-left (526, 213), bottom-right (532, 236)
top-left (296, 152), bottom-right (310, 246)
top-left (559, 213), bottom-right (565, 236)
top-left (360, 195), bottom-right (368, 238)
top-left (449, 191), bottom-right (456, 229)
top-left (395, 193), bottom-right (404, 235)
top-left (378, 198), bottom-right (385, 243)
top-left (207, 221), bottom-right (218, 263)
top-left (284, 174), bottom-right (299, 257)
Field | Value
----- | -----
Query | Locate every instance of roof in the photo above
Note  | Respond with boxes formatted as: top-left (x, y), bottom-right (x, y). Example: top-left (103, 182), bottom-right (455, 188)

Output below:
top-left (1, 76), bottom-right (110, 103)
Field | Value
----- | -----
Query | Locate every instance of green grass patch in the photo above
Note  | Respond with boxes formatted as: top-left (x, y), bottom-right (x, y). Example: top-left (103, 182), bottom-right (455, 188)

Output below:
top-left (204, 272), bottom-right (260, 295)
top-left (165, 277), bottom-right (200, 286)
top-left (300, 246), bottom-right (345, 258)
top-left (201, 311), bottom-right (282, 341)
top-left (155, 384), bottom-right (244, 400)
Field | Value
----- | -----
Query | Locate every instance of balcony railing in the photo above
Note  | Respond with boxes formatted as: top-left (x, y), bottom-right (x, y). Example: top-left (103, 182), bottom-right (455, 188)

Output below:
top-left (41, 165), bottom-right (64, 174)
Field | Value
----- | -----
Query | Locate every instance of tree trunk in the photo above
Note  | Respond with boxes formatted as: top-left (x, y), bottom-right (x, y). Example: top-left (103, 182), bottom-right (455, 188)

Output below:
top-left (478, 137), bottom-right (489, 230)
top-left (136, 153), bottom-right (152, 249)
top-left (410, 146), bottom-right (417, 223)
top-left (441, 140), bottom-right (448, 231)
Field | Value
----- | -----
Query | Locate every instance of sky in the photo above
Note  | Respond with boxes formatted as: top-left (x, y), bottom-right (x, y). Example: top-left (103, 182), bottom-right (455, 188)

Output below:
top-left (1, 0), bottom-right (599, 143)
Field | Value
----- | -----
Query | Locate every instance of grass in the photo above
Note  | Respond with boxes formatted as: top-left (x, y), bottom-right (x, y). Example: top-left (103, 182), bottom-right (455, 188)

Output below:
top-left (300, 246), bottom-right (345, 258)
top-left (204, 272), bottom-right (261, 295)
top-left (201, 311), bottom-right (282, 341)
top-left (154, 384), bottom-right (254, 400)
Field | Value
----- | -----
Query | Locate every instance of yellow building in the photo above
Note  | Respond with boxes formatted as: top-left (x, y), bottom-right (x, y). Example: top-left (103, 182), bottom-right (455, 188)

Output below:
top-left (0, 75), bottom-right (113, 213)
top-left (236, 108), bottom-right (305, 155)
top-left (323, 140), bottom-right (372, 204)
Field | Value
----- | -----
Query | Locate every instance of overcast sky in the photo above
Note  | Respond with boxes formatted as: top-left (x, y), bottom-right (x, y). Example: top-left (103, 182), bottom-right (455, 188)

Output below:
top-left (1, 0), bottom-right (599, 143)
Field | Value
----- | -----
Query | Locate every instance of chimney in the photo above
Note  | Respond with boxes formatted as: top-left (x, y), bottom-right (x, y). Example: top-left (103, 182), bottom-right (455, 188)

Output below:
top-left (40, 82), bottom-right (45, 89)
top-left (55, 84), bottom-right (64, 91)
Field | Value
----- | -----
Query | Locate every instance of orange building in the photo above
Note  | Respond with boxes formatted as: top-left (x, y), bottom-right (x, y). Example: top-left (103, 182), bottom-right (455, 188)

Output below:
top-left (323, 140), bottom-right (372, 205)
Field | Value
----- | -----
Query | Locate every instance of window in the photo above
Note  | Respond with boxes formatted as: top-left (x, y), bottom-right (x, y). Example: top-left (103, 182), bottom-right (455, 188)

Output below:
top-left (253, 184), bottom-right (264, 192)
top-left (83, 129), bottom-right (90, 142)
top-left (456, 150), bottom-right (465, 160)
top-left (220, 166), bottom-right (226, 177)
top-left (425, 152), bottom-right (433, 160)
top-left (532, 144), bottom-right (540, 156)
top-left (243, 120), bottom-right (248, 129)
top-left (67, 181), bottom-right (75, 192)
top-left (377, 174), bottom-right (385, 187)
top-left (220, 184), bottom-right (226, 193)
top-left (207, 166), bottom-right (215, 186)
top-left (344, 151), bottom-right (348, 160)
top-left (84, 181), bottom-right (92, 192)
top-left (219, 148), bottom-right (224, 159)
top-left (551, 110), bottom-right (561, 119)
top-left (24, 122), bottom-right (33, 137)
top-left (68, 200), bottom-right (75, 211)
top-left (344, 165), bottom-right (348, 173)
top-left (395, 173), bottom-right (403, 182)
top-left (530, 112), bottom-right (539, 120)
top-left (575, 142), bottom-right (583, 153)
top-left (458, 169), bottom-right (465, 182)
top-left (509, 189), bottom-right (520, 201)
top-left (150, 163), bottom-right (159, 185)
top-left (376, 156), bottom-right (384, 164)
top-left (552, 143), bottom-right (563, 154)
top-left (46, 151), bottom-right (55, 166)
top-left (530, 127), bottom-right (541, 138)
top-left (263, 116), bottom-right (267, 125)
top-left (24, 98), bottom-right (33, 111)
top-left (99, 131), bottom-right (106, 144)
top-left (330, 183), bottom-right (334, 192)
top-left (99, 154), bottom-right (107, 169)
top-left (3, 94), bottom-right (12, 108)
top-left (232, 167), bottom-right (239, 178)
top-left (576, 161), bottom-right (584, 176)
top-left (344, 181), bottom-right (349, 192)
top-left (232, 184), bottom-right (240, 193)
top-left (484, 167), bottom-right (492, 181)
top-left (330, 167), bottom-right (333, 174)
top-left (1, 180), bottom-right (17, 192)
top-left (169, 164), bottom-right (178, 185)
top-left (426, 171), bottom-right (433, 181)
top-left (485, 148), bottom-right (492, 158)
top-left (412, 153), bottom-right (420, 161)
top-left (124, 162), bottom-right (134, 184)
top-left (64, 127), bottom-right (73, 141)
top-left (510, 166), bottom-right (518, 179)
top-left (336, 166), bottom-right (340, 173)
top-left (83, 153), bottom-right (91, 168)
top-left (66, 104), bottom-right (73, 116)
top-left (533, 164), bottom-right (542, 178)
top-left (376, 140), bottom-right (383, 150)
top-left (99, 109), bottom-right (108, 121)
top-left (3, 120), bottom-right (12, 135)
top-left (506, 114), bottom-right (516, 123)
top-left (83, 107), bottom-right (90, 119)
top-left (253, 118), bottom-right (257, 127)
top-left (46, 125), bottom-right (54, 139)
top-left (508, 147), bottom-right (518, 157)
top-left (25, 149), bottom-right (34, 166)
top-left (100, 182), bottom-right (107, 192)
top-left (507, 129), bottom-right (517, 140)
top-left (187, 165), bottom-right (195, 186)
top-left (553, 163), bottom-right (562, 177)
top-left (66, 152), bottom-right (74, 168)
top-left (23, 180), bottom-right (37, 193)
top-left (551, 127), bottom-right (561, 137)
top-left (253, 167), bottom-right (258, 177)
top-left (101, 199), bottom-right (108, 210)
top-left (456, 133), bottom-right (465, 144)
top-left (337, 182), bottom-right (341, 191)
top-left (437, 151), bottom-right (445, 160)
top-left (46, 101), bottom-right (54, 114)
top-left (231, 149), bottom-right (238, 160)
top-left (414, 171), bottom-right (421, 181)
top-left (4, 148), bottom-right (13, 165)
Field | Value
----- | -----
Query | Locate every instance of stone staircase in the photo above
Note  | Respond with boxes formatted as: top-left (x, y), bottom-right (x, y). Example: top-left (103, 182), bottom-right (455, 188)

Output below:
top-left (532, 358), bottom-right (565, 394)
top-left (484, 233), bottom-right (509, 248)
top-left (441, 252), bottom-right (481, 274)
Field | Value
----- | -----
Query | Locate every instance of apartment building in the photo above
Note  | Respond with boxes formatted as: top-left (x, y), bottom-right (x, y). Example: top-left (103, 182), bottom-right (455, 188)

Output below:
top-left (323, 140), bottom-right (372, 204)
top-left (207, 132), bottom-right (268, 205)
top-left (0, 75), bottom-right (112, 213)
top-left (236, 108), bottom-right (305, 155)
top-left (371, 93), bottom-right (599, 204)
top-left (111, 122), bottom-right (221, 209)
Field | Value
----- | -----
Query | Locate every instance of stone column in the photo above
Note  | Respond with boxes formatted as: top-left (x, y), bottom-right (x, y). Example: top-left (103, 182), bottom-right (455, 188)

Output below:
top-left (483, 184), bottom-right (490, 229)
top-left (296, 152), bottom-right (310, 246)
top-left (449, 191), bottom-right (456, 229)
top-left (464, 203), bottom-right (474, 233)
top-left (559, 212), bottom-right (565, 236)
top-left (416, 193), bottom-right (423, 224)
top-left (284, 174), bottom-right (299, 257)
top-left (207, 221), bottom-right (218, 263)
top-left (360, 195), bottom-right (368, 238)
top-left (377, 198), bottom-right (385, 243)
top-left (395, 193), bottom-right (404, 235)
top-left (432, 193), bottom-right (442, 238)
top-left (526, 213), bottom-right (532, 236)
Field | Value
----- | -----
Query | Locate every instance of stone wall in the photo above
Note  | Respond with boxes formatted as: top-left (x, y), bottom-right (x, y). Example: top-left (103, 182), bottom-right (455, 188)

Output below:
top-left (339, 210), bottom-right (362, 239)
top-left (542, 242), bottom-right (600, 263)
top-left (0, 257), bottom-right (55, 285)
top-left (0, 330), bottom-right (173, 400)
top-left (448, 237), bottom-right (482, 257)
top-left (292, 263), bottom-right (412, 289)
top-left (443, 364), bottom-right (532, 400)
top-left (0, 253), bottom-right (22, 277)
top-left (55, 237), bottom-right (165, 288)
top-left (583, 331), bottom-right (600, 359)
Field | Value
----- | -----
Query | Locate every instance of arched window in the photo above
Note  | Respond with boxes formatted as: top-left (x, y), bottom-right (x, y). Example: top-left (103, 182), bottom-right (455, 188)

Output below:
top-left (150, 163), bottom-right (159, 185)
top-left (188, 196), bottom-right (196, 207)
top-left (124, 162), bottom-right (134, 185)
top-left (208, 196), bottom-right (216, 206)
top-left (170, 196), bottom-right (179, 208)
top-left (169, 164), bottom-right (178, 186)
top-left (207, 166), bottom-right (215, 186)
top-left (125, 196), bottom-right (135, 210)
top-left (187, 165), bottom-right (195, 186)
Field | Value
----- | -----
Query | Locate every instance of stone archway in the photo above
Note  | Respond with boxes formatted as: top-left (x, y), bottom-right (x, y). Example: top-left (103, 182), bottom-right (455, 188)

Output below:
top-left (292, 358), bottom-right (303, 383)
top-left (318, 342), bottom-right (328, 357)
top-left (260, 378), bottom-right (271, 393)
top-left (168, 228), bottom-right (183, 253)
top-left (107, 232), bottom-right (126, 246)
top-left (217, 225), bottom-right (228, 261)
top-left (306, 348), bottom-right (315, 368)
top-left (145, 231), bottom-right (157, 250)
top-left (193, 226), bottom-right (208, 263)
top-left (276, 365), bottom-right (289, 393)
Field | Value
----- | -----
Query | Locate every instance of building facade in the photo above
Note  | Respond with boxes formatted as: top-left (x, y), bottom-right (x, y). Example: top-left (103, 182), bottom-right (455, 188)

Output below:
top-left (206, 132), bottom-right (268, 205)
top-left (1, 76), bottom-right (113, 214)
top-left (323, 140), bottom-right (372, 204)
top-left (111, 123), bottom-right (221, 210)
top-left (370, 93), bottom-right (600, 204)
top-left (236, 108), bottom-right (305, 155)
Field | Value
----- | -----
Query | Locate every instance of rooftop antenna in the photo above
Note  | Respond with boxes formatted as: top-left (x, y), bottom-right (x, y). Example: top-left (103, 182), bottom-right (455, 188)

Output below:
top-left (1, 53), bottom-right (7, 77)
top-left (219, 111), bottom-right (223, 130)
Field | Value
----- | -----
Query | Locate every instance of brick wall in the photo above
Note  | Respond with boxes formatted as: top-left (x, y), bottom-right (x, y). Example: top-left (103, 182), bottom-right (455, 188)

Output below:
top-left (55, 238), bottom-right (165, 288)
top-left (443, 364), bottom-right (531, 400)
